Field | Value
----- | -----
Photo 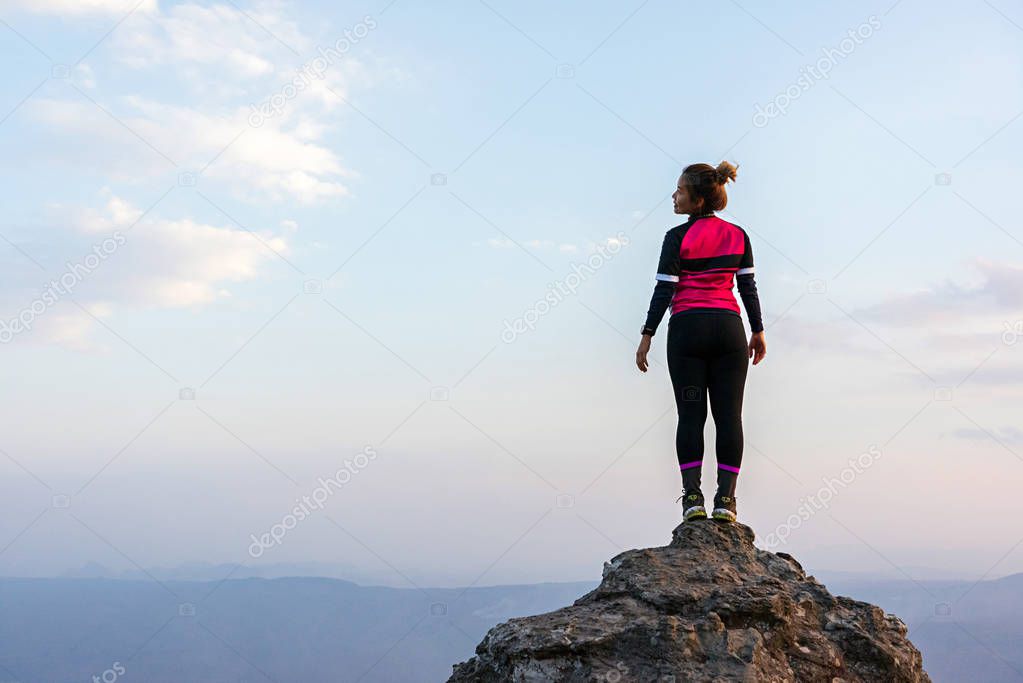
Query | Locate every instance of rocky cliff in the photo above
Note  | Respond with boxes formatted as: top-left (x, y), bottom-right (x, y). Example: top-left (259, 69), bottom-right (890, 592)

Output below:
top-left (449, 521), bottom-right (930, 682)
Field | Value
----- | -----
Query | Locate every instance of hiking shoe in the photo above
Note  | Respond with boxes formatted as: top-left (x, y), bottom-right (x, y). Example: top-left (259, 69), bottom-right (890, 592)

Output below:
top-left (712, 494), bottom-right (737, 522)
top-left (680, 491), bottom-right (707, 521)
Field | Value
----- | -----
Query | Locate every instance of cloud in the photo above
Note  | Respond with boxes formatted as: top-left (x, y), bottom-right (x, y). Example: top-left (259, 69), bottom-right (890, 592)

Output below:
top-left (35, 305), bottom-right (113, 352)
top-left (110, 2), bottom-right (306, 76)
top-left (120, 216), bottom-right (287, 307)
top-left (722, 261), bottom-right (1023, 365)
top-left (74, 194), bottom-right (143, 233)
top-left (6, 189), bottom-right (292, 349)
top-left (20, 2), bottom-right (381, 204)
top-left (918, 358), bottom-right (1023, 388)
top-left (856, 260), bottom-right (1023, 327)
top-left (947, 426), bottom-right (1023, 446)
top-left (70, 192), bottom-right (290, 309)
top-left (480, 236), bottom-right (622, 253)
top-left (0, 191), bottom-right (291, 349)
top-left (0, 0), bottom-right (157, 16)
top-left (586, 235), bottom-right (627, 253)
top-left (523, 239), bottom-right (555, 249)
top-left (484, 238), bottom-right (576, 251)
top-left (30, 96), bottom-right (353, 203)
top-left (72, 63), bottom-right (96, 89)
top-left (763, 314), bottom-right (879, 356)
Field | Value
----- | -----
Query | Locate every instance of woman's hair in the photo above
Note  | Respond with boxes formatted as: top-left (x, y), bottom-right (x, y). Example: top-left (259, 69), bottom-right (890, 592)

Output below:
top-left (681, 160), bottom-right (738, 211)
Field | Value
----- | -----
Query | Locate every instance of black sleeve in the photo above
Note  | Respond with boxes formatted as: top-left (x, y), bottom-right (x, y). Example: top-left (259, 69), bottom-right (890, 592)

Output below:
top-left (735, 230), bottom-right (764, 333)
top-left (641, 230), bottom-right (683, 336)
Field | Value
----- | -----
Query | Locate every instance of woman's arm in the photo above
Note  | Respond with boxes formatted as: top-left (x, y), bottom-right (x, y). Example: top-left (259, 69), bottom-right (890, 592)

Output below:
top-left (736, 273), bottom-right (763, 334)
top-left (737, 230), bottom-right (766, 364)
top-left (637, 230), bottom-right (682, 372)
top-left (640, 229), bottom-right (683, 337)
top-left (641, 280), bottom-right (675, 337)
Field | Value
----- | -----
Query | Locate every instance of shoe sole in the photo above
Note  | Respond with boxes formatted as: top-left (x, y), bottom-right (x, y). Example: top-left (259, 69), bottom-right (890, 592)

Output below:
top-left (683, 506), bottom-right (707, 521)
top-left (712, 508), bottom-right (736, 522)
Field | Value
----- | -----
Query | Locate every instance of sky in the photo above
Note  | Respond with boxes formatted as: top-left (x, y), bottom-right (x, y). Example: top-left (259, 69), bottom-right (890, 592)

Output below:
top-left (0, 0), bottom-right (1021, 588)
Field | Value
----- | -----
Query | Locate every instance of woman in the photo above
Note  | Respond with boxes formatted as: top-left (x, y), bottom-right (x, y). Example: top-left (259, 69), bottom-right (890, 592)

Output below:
top-left (635, 161), bottom-right (766, 523)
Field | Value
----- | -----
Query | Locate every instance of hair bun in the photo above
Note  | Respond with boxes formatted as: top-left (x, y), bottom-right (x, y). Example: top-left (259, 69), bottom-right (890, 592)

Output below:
top-left (715, 160), bottom-right (738, 185)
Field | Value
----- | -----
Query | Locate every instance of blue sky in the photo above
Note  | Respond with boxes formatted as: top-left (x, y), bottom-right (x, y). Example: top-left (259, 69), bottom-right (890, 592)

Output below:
top-left (0, 0), bottom-right (1021, 586)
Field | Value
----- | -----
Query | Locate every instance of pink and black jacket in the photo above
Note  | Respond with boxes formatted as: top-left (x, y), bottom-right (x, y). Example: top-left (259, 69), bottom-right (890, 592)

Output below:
top-left (642, 212), bottom-right (763, 336)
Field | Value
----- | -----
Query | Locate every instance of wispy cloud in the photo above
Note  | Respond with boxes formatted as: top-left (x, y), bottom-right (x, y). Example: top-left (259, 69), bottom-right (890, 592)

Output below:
top-left (479, 236), bottom-right (622, 254)
top-left (0, 0), bottom-right (158, 17)
top-left (66, 191), bottom-right (290, 308)
top-left (856, 260), bottom-right (1022, 327)
top-left (109, 2), bottom-right (306, 75)
top-left (30, 96), bottom-right (354, 202)
top-left (947, 426), bottom-right (1023, 445)
top-left (1, 191), bottom-right (291, 349)
top-left (18, 1), bottom-right (381, 204)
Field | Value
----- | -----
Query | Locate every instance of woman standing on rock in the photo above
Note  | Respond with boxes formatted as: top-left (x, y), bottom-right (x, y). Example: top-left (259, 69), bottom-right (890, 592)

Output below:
top-left (636, 161), bottom-right (766, 523)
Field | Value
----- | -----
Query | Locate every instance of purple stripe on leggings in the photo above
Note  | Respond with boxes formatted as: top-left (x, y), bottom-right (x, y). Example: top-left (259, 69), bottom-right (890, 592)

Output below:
top-left (718, 463), bottom-right (740, 474)
top-left (679, 460), bottom-right (703, 470)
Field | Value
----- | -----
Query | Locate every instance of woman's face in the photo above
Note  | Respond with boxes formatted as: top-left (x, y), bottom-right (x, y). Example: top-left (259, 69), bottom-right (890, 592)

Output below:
top-left (672, 175), bottom-right (703, 215)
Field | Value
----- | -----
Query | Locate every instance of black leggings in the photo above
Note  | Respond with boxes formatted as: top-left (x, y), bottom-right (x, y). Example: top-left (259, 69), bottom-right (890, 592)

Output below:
top-left (666, 311), bottom-right (749, 495)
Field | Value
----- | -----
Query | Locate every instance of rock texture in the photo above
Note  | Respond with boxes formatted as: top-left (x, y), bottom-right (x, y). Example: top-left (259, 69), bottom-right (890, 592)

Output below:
top-left (449, 521), bottom-right (930, 682)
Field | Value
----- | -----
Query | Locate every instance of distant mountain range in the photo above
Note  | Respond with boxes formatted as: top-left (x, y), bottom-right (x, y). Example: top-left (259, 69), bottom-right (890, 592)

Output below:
top-left (57, 560), bottom-right (389, 584)
top-left (0, 575), bottom-right (596, 683)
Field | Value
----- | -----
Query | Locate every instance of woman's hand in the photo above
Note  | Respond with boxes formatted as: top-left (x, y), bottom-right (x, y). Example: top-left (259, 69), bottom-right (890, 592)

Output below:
top-left (636, 335), bottom-right (652, 372)
top-left (748, 331), bottom-right (766, 365)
